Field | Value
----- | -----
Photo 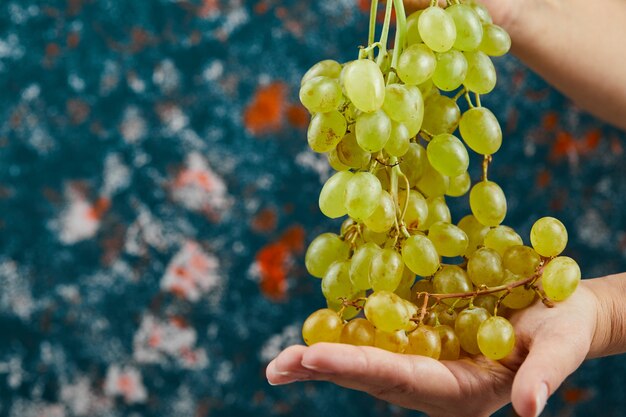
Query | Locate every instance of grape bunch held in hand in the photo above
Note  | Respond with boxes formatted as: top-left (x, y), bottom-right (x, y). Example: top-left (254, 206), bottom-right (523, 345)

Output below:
top-left (299, 0), bottom-right (581, 362)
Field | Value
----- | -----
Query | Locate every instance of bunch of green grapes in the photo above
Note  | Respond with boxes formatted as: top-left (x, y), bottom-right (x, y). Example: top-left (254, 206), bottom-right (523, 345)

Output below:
top-left (299, 0), bottom-right (581, 361)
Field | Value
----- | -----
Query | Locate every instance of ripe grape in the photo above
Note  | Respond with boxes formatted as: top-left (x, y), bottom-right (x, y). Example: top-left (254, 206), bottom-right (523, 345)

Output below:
top-left (402, 234), bottom-right (441, 277)
top-left (417, 160), bottom-right (450, 197)
top-left (327, 148), bottom-right (350, 171)
top-left (405, 10), bottom-right (423, 46)
top-left (384, 122), bottom-right (411, 157)
top-left (503, 245), bottom-right (541, 277)
top-left (406, 325), bottom-right (442, 359)
top-left (530, 216), bottom-right (568, 257)
top-left (305, 233), bottom-right (350, 278)
top-left (349, 242), bottom-right (380, 290)
top-left (322, 260), bottom-right (355, 302)
top-left (500, 271), bottom-right (536, 309)
top-left (433, 265), bottom-right (473, 306)
top-left (399, 190), bottom-right (429, 230)
top-left (446, 4), bottom-right (483, 51)
top-left (469, 180), bottom-right (507, 226)
top-left (375, 329), bottom-right (409, 353)
top-left (458, 214), bottom-right (490, 255)
top-left (484, 225), bottom-right (523, 256)
top-left (473, 294), bottom-right (498, 315)
top-left (345, 172), bottom-right (382, 220)
top-left (302, 60), bottom-right (342, 85)
top-left (336, 131), bottom-right (371, 169)
top-left (428, 221), bottom-right (469, 257)
top-left (355, 109), bottom-right (392, 152)
top-left (299, 76), bottom-right (343, 114)
top-left (411, 278), bottom-right (435, 306)
top-left (422, 94), bottom-right (461, 135)
top-left (480, 24), bottom-right (511, 57)
top-left (397, 43), bottom-right (437, 85)
top-left (477, 316), bottom-right (515, 360)
top-left (459, 107), bottom-right (502, 155)
top-left (308, 111), bottom-right (347, 153)
top-left (467, 247), bottom-right (504, 287)
top-left (365, 290), bottom-right (411, 332)
top-left (370, 248), bottom-right (405, 292)
top-left (470, 2), bottom-right (493, 24)
top-left (419, 6), bottom-right (457, 53)
top-left (302, 308), bottom-right (344, 345)
top-left (399, 143), bottom-right (428, 186)
top-left (446, 172), bottom-right (471, 197)
top-left (455, 307), bottom-right (490, 354)
top-left (340, 318), bottom-right (376, 346)
top-left (432, 49), bottom-right (468, 91)
top-left (364, 190), bottom-right (396, 233)
top-left (382, 83), bottom-right (424, 124)
top-left (436, 324), bottom-right (461, 360)
top-left (341, 59), bottom-right (385, 112)
top-left (464, 51), bottom-right (496, 94)
top-left (542, 256), bottom-right (581, 301)
top-left (425, 304), bottom-right (457, 327)
top-left (421, 196), bottom-right (452, 230)
top-left (319, 171), bottom-right (353, 219)
top-left (427, 133), bottom-right (470, 177)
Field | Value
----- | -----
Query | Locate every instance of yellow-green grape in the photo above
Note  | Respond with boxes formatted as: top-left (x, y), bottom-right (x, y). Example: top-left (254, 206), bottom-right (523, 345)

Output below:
top-left (405, 10), bottom-right (423, 46)
top-left (421, 196), bottom-right (452, 231)
top-left (327, 148), bottom-right (350, 171)
top-left (302, 308), bottom-right (344, 346)
top-left (467, 247), bottom-right (504, 287)
top-left (503, 245), bottom-right (541, 277)
top-left (455, 307), bottom-right (490, 354)
top-left (319, 171), bottom-right (353, 219)
top-left (470, 2), bottom-right (493, 24)
top-left (428, 221), bottom-right (469, 257)
top-left (345, 172), bottom-right (382, 220)
top-left (402, 299), bottom-right (419, 331)
top-left (375, 329), bottom-right (409, 353)
top-left (479, 24), bottom-right (511, 56)
top-left (305, 233), bottom-right (350, 278)
top-left (340, 318), bottom-right (376, 346)
top-left (336, 131), bottom-right (371, 169)
top-left (355, 110), bottom-right (392, 152)
top-left (308, 111), bottom-right (347, 153)
top-left (500, 271), bottom-right (535, 309)
top-left (402, 234), bottom-right (441, 277)
top-left (395, 268), bottom-right (417, 300)
top-left (301, 60), bottom-right (342, 85)
top-left (399, 143), bottom-right (428, 187)
top-left (349, 242), bottom-right (380, 290)
top-left (364, 290), bottom-right (411, 332)
top-left (417, 160), bottom-right (450, 198)
top-left (422, 95), bottom-right (461, 135)
top-left (375, 167), bottom-right (390, 190)
top-left (427, 134), bottom-right (470, 177)
top-left (343, 102), bottom-right (358, 124)
top-left (530, 216), bottom-right (568, 257)
top-left (477, 316), bottom-right (515, 360)
top-left (425, 304), bottom-right (457, 327)
top-left (341, 59), bottom-right (385, 112)
top-left (327, 292), bottom-right (364, 320)
top-left (397, 43), bottom-right (437, 85)
top-left (436, 324), bottom-right (461, 360)
top-left (458, 214), bottom-right (490, 256)
top-left (446, 172), bottom-right (471, 197)
top-left (418, 78), bottom-right (437, 99)
top-left (385, 122), bottom-right (411, 157)
top-left (446, 4), bottom-right (483, 51)
top-left (484, 225), bottom-right (523, 256)
top-left (473, 294), bottom-right (498, 315)
top-left (432, 49), bottom-right (468, 91)
top-left (362, 227), bottom-right (387, 246)
top-left (370, 248), bottom-right (405, 292)
top-left (411, 278), bottom-right (436, 306)
top-left (469, 180), bottom-right (507, 226)
top-left (459, 107), bottom-right (502, 155)
top-left (403, 86), bottom-right (426, 137)
top-left (464, 51), bottom-right (496, 94)
top-left (542, 256), bottom-right (581, 301)
top-left (322, 260), bottom-right (355, 302)
top-left (406, 325), bottom-right (441, 359)
top-left (418, 6), bottom-right (457, 53)
top-left (399, 190), bottom-right (429, 230)
top-left (382, 83), bottom-right (425, 124)
top-left (433, 265), bottom-right (472, 307)
top-left (299, 76), bottom-right (343, 114)
top-left (364, 191), bottom-right (396, 233)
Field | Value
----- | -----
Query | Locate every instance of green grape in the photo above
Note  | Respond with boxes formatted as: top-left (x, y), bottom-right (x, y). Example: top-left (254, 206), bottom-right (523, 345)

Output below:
top-left (364, 191), bottom-right (396, 233)
top-left (473, 294), bottom-right (498, 315)
top-left (395, 268), bottom-right (417, 300)
top-left (455, 307), bottom-right (490, 355)
top-left (340, 318), bottom-right (376, 346)
top-left (459, 107), bottom-right (502, 155)
top-left (399, 190), bottom-right (429, 230)
top-left (432, 49), bottom-right (468, 91)
top-left (364, 290), bottom-right (411, 332)
top-left (417, 159), bottom-right (450, 198)
top-left (503, 245), bottom-right (541, 277)
top-left (477, 316), bottom-right (515, 360)
top-left (375, 166), bottom-right (390, 190)
top-left (322, 260), bottom-right (355, 302)
top-left (345, 172), bottom-right (382, 220)
top-left (319, 171), bottom-right (352, 219)
top-left (405, 10), bottom-right (423, 46)
top-left (436, 324), bottom-right (461, 360)
top-left (355, 110), bottom-right (392, 152)
top-left (458, 214), bottom-right (490, 255)
top-left (446, 4), bottom-right (483, 51)
top-left (327, 148), bottom-right (350, 171)
top-left (328, 294), bottom-right (364, 320)
top-left (469, 180), bottom-right (507, 226)
top-left (467, 247), bottom-right (504, 287)
top-left (385, 122), bottom-right (411, 157)
top-left (305, 233), bottom-right (350, 278)
top-left (446, 172), bottom-right (471, 197)
top-left (542, 256), bottom-right (581, 301)
top-left (399, 143), bottom-right (428, 186)
top-left (375, 329), bottom-right (409, 353)
top-left (428, 221), bottom-right (469, 257)
top-left (301, 60), bottom-right (342, 85)
top-left (308, 111), bottom-right (347, 153)
top-left (362, 227), bottom-right (388, 246)
top-left (418, 6), bottom-right (457, 53)
top-left (479, 24), bottom-right (511, 56)
top-left (397, 43), bottom-right (437, 85)
top-left (422, 95), bottom-right (461, 135)
top-left (402, 234), bottom-right (440, 277)
top-left (470, 2), bottom-right (493, 24)
top-left (530, 216), bottom-right (568, 257)
top-left (500, 271), bottom-right (535, 309)
top-left (421, 196), bottom-right (451, 231)
top-left (299, 76), bottom-right (343, 114)
top-left (406, 325), bottom-right (441, 359)
top-left (341, 59), bottom-right (385, 112)
top-left (425, 304), bottom-right (457, 327)
top-left (336, 132), bottom-right (371, 169)
top-left (382, 83), bottom-right (424, 124)
top-left (349, 242), bottom-right (380, 290)
top-left (411, 278), bottom-right (436, 306)
top-left (427, 133), bottom-right (470, 177)
top-left (403, 86), bottom-right (426, 137)
top-left (418, 78), bottom-right (437, 99)
top-left (370, 248), bottom-right (405, 292)
top-left (484, 225), bottom-right (523, 256)
top-left (343, 102), bottom-right (358, 124)
top-left (402, 299), bottom-right (419, 331)
top-left (464, 51), bottom-right (496, 94)
top-left (302, 308), bottom-right (344, 345)
top-left (433, 265), bottom-right (472, 307)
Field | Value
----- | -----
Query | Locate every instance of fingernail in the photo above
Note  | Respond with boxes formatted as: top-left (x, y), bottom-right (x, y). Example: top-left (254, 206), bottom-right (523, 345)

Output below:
top-left (300, 360), bottom-right (333, 373)
top-left (534, 382), bottom-right (549, 417)
top-left (268, 371), bottom-right (311, 386)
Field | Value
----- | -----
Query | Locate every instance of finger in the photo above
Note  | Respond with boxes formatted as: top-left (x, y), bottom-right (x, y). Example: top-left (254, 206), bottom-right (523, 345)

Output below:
top-left (266, 345), bottom-right (310, 385)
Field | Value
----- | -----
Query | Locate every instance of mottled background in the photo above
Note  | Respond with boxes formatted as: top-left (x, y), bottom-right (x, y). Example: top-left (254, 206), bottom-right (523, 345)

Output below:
top-left (0, 0), bottom-right (625, 416)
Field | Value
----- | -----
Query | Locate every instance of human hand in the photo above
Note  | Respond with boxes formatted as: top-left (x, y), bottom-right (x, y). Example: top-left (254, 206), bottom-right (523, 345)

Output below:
top-left (267, 281), bottom-right (603, 417)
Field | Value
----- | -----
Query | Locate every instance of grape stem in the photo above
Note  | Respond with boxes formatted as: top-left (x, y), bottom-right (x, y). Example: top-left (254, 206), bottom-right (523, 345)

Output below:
top-left (481, 155), bottom-right (492, 181)
top-left (367, 0), bottom-right (379, 59)
top-left (377, 0), bottom-right (394, 61)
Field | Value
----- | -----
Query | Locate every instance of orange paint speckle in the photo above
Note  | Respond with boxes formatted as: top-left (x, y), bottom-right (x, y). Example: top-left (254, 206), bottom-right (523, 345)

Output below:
top-left (286, 104), bottom-right (309, 128)
top-left (280, 225), bottom-right (305, 253)
top-left (243, 82), bottom-right (286, 135)
top-left (562, 387), bottom-right (593, 404)
top-left (252, 208), bottom-right (278, 233)
top-left (255, 1), bottom-right (269, 14)
top-left (551, 131), bottom-right (577, 160)
top-left (536, 170), bottom-right (551, 189)
top-left (199, 0), bottom-right (219, 18)
top-left (543, 112), bottom-right (558, 131)
top-left (87, 197), bottom-right (110, 220)
top-left (257, 242), bottom-right (289, 300)
top-left (357, 0), bottom-right (370, 12)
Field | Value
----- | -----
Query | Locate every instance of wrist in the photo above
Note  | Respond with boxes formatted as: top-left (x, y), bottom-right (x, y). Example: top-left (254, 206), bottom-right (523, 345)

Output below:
top-left (585, 273), bottom-right (626, 359)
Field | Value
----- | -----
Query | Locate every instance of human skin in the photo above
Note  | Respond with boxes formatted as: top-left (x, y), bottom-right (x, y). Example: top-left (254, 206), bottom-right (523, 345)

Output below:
top-left (267, 273), bottom-right (626, 416)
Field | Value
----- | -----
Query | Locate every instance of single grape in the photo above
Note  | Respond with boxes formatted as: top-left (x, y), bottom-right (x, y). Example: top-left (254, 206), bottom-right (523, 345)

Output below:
top-left (395, 268), bottom-right (417, 300)
top-left (433, 265), bottom-right (473, 307)
top-left (403, 86), bottom-right (426, 136)
top-left (397, 43), bottom-right (437, 85)
top-left (305, 233), bottom-right (350, 278)
top-left (364, 290), bottom-right (411, 332)
top-left (301, 60), bottom-right (342, 85)
top-left (402, 234), bottom-right (441, 277)
top-left (375, 329), bottom-right (409, 353)
top-left (425, 304), bottom-right (457, 328)
top-left (473, 294), bottom-right (498, 315)
top-left (385, 121), bottom-right (411, 157)
top-left (340, 318), bottom-right (376, 346)
top-left (464, 51), bottom-right (496, 94)
top-left (503, 245), bottom-right (541, 277)
top-left (322, 260), bottom-right (355, 302)
top-left (364, 191), bottom-right (396, 233)
top-left (455, 307), bottom-right (490, 355)
top-left (421, 196), bottom-right (452, 231)
top-left (336, 131), bottom-right (371, 169)
top-left (341, 59), bottom-right (385, 112)
top-left (399, 143), bottom-right (428, 187)
top-left (308, 111), bottom-right (347, 153)
top-left (436, 324), bottom-right (461, 360)
top-left (302, 308), bottom-right (344, 345)
top-left (422, 94), bottom-right (461, 135)
top-left (319, 171), bottom-right (353, 219)
top-left (406, 325), bottom-right (442, 359)
top-left (500, 271), bottom-right (536, 309)
top-left (411, 278), bottom-right (436, 306)
top-left (446, 172), bottom-right (471, 197)
top-left (432, 49), bottom-right (468, 91)
top-left (355, 109), bottom-right (392, 152)
top-left (530, 216), bottom-right (568, 257)
top-left (428, 221), bottom-right (469, 257)
top-left (467, 247), bottom-right (504, 287)
top-left (349, 242), bottom-right (380, 291)
top-left (484, 225), bottom-right (523, 256)
top-left (345, 172), bottom-right (382, 220)
top-left (479, 24), bottom-right (511, 56)
top-left (459, 107), bottom-right (502, 155)
top-left (382, 83), bottom-right (424, 124)
top-left (542, 256), bottom-right (581, 301)
top-left (402, 299), bottom-right (420, 331)
top-left (362, 227), bottom-right (388, 246)
top-left (419, 6), bottom-right (457, 53)
top-left (469, 180), bottom-right (507, 226)
top-left (477, 316), bottom-right (515, 360)
top-left (405, 10), bottom-right (423, 46)
top-left (427, 133), bottom-right (470, 177)
top-left (458, 214), bottom-right (490, 256)
top-left (399, 190), bottom-right (429, 230)
top-left (370, 248), bottom-right (405, 292)
top-left (299, 76), bottom-right (343, 114)
top-left (446, 4), bottom-right (483, 51)
top-left (471, 2), bottom-right (493, 24)
top-left (417, 159), bottom-right (450, 198)
top-left (327, 148), bottom-right (350, 171)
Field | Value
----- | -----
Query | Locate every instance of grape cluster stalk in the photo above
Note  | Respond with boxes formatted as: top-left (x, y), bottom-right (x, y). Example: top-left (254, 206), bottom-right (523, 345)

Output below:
top-left (299, 0), bottom-right (581, 361)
